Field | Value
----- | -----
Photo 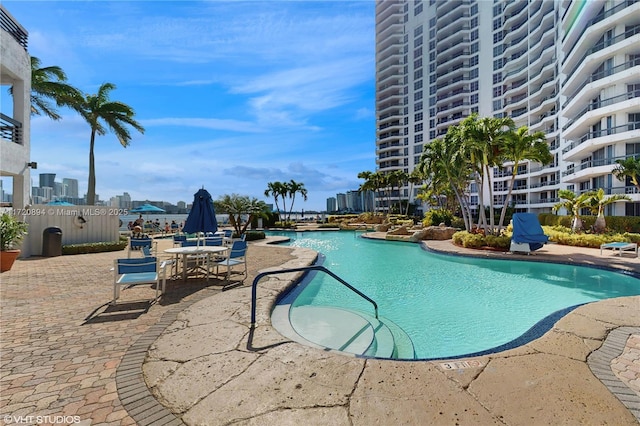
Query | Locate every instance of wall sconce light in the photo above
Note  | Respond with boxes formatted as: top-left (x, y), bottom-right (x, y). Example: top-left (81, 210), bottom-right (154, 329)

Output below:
top-left (27, 162), bottom-right (38, 169)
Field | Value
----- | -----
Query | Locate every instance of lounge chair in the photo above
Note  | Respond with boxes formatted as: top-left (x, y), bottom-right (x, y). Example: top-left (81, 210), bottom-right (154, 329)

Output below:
top-left (510, 213), bottom-right (549, 254)
top-left (112, 257), bottom-right (166, 304)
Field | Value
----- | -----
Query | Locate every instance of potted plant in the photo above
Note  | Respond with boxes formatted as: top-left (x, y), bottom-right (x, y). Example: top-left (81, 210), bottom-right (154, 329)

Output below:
top-left (0, 212), bottom-right (28, 272)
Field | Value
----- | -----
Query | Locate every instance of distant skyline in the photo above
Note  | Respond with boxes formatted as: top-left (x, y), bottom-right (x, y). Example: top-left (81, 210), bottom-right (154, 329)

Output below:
top-left (1, 1), bottom-right (376, 211)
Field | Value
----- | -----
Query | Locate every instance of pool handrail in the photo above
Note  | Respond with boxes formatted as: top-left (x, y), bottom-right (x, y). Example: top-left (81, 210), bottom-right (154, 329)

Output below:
top-left (250, 265), bottom-right (378, 326)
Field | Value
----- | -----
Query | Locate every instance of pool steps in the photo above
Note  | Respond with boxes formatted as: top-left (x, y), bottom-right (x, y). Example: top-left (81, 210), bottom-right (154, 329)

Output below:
top-left (274, 304), bottom-right (415, 359)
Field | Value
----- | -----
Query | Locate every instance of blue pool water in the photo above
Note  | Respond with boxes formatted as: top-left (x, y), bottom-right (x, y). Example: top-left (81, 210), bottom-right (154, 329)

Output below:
top-left (270, 231), bottom-right (640, 359)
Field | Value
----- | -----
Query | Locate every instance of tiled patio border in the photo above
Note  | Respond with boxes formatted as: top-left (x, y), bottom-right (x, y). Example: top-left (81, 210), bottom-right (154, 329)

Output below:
top-left (115, 289), bottom-right (218, 425)
top-left (587, 326), bottom-right (640, 421)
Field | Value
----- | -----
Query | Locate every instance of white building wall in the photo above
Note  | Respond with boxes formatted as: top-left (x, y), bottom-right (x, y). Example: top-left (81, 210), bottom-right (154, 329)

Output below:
top-left (0, 5), bottom-right (31, 210)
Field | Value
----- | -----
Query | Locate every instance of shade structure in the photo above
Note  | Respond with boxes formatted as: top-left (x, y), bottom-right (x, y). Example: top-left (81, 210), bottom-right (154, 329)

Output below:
top-left (130, 203), bottom-right (165, 213)
top-left (182, 188), bottom-right (218, 235)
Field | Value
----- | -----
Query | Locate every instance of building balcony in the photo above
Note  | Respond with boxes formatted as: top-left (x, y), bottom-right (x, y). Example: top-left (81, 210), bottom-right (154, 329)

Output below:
top-left (0, 7), bottom-right (28, 49)
top-left (564, 91), bottom-right (640, 133)
top-left (563, 122), bottom-right (640, 159)
top-left (563, 0), bottom-right (639, 66)
top-left (563, 56), bottom-right (640, 106)
top-left (0, 113), bottom-right (22, 145)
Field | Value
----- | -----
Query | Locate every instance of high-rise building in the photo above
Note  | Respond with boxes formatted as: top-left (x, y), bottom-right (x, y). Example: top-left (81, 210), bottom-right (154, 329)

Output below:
top-left (62, 178), bottom-right (79, 198)
top-left (326, 197), bottom-right (337, 213)
top-left (375, 0), bottom-right (640, 216)
top-left (39, 173), bottom-right (55, 190)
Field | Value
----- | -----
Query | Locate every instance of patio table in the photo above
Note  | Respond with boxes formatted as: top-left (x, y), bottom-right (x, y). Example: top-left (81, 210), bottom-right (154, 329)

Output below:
top-left (600, 242), bottom-right (638, 257)
top-left (164, 246), bottom-right (228, 281)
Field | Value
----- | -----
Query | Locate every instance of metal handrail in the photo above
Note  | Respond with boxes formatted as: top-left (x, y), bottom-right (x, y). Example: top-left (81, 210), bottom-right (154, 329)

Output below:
top-left (250, 265), bottom-right (378, 325)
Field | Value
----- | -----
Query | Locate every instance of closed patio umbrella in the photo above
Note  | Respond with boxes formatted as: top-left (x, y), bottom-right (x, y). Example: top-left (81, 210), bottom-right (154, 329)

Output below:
top-left (182, 188), bottom-right (218, 244)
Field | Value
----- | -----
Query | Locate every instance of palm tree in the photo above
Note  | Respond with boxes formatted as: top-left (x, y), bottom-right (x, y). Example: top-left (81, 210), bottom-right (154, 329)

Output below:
top-left (18, 56), bottom-right (82, 120)
top-left (286, 180), bottom-right (308, 221)
top-left (497, 126), bottom-right (552, 230)
top-left (587, 188), bottom-right (631, 233)
top-left (404, 168), bottom-right (425, 216)
top-left (419, 133), bottom-right (474, 231)
top-left (358, 171), bottom-right (384, 213)
top-left (460, 114), bottom-right (515, 234)
top-left (264, 181), bottom-right (286, 220)
top-left (71, 83), bottom-right (145, 205)
top-left (612, 157), bottom-right (640, 193)
top-left (552, 189), bottom-right (593, 232)
top-left (214, 194), bottom-right (269, 236)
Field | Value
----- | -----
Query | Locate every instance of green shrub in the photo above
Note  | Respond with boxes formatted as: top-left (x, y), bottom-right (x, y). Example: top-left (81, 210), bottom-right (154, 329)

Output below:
top-left (243, 231), bottom-right (265, 241)
top-left (62, 239), bottom-right (128, 255)
top-left (452, 231), bottom-right (511, 250)
top-left (539, 213), bottom-right (640, 233)
top-left (423, 209), bottom-right (454, 226)
top-left (484, 234), bottom-right (511, 250)
top-left (273, 221), bottom-right (296, 228)
top-left (450, 216), bottom-right (465, 229)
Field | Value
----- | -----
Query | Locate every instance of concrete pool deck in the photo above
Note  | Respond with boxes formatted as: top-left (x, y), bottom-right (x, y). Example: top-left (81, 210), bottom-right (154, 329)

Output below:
top-left (1, 235), bottom-right (639, 425)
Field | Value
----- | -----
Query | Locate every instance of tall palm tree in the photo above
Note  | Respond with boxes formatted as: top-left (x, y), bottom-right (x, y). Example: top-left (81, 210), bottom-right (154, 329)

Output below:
top-left (264, 181), bottom-right (286, 220)
top-left (612, 157), bottom-right (640, 193)
top-left (587, 188), bottom-right (631, 233)
top-left (358, 171), bottom-right (384, 213)
top-left (552, 189), bottom-right (593, 232)
top-left (497, 126), bottom-right (552, 230)
top-left (460, 114), bottom-right (515, 234)
top-left (404, 168), bottom-right (425, 216)
top-left (286, 180), bottom-right (308, 221)
top-left (19, 56), bottom-right (82, 120)
top-left (71, 83), bottom-right (145, 205)
top-left (419, 133), bottom-right (474, 230)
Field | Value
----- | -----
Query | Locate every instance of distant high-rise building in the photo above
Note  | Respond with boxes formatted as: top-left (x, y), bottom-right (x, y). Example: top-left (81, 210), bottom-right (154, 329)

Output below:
top-left (39, 173), bottom-right (55, 189)
top-left (62, 178), bottom-right (79, 198)
top-left (326, 197), bottom-right (337, 213)
top-left (336, 193), bottom-right (347, 212)
top-left (375, 0), bottom-right (640, 216)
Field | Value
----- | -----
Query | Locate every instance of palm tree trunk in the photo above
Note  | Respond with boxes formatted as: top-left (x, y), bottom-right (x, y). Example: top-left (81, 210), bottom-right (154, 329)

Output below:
top-left (289, 194), bottom-right (297, 222)
top-left (476, 172), bottom-right (487, 231)
top-left (87, 131), bottom-right (97, 205)
top-left (498, 170), bottom-right (518, 231)
top-left (485, 164), bottom-right (496, 234)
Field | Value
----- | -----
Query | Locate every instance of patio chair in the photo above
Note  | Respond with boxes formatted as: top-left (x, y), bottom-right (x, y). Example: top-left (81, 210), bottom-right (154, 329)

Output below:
top-left (112, 257), bottom-right (166, 304)
top-left (128, 238), bottom-right (154, 258)
top-left (211, 240), bottom-right (248, 284)
top-left (510, 213), bottom-right (549, 254)
top-left (173, 234), bottom-right (187, 247)
top-left (204, 237), bottom-right (223, 246)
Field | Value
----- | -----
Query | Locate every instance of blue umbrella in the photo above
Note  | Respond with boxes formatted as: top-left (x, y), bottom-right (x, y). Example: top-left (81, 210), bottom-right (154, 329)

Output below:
top-left (130, 203), bottom-right (165, 213)
top-left (47, 200), bottom-right (75, 206)
top-left (182, 188), bottom-right (218, 238)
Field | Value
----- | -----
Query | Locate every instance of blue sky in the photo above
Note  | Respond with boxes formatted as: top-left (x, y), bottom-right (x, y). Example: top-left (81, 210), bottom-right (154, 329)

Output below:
top-left (3, 1), bottom-right (376, 211)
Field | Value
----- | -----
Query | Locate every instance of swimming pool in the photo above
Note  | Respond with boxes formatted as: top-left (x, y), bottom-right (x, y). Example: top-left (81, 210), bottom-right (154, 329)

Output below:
top-left (270, 231), bottom-right (640, 360)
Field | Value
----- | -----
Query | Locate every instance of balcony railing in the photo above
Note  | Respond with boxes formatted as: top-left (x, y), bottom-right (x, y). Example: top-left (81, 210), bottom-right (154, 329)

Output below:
top-left (563, 122), bottom-right (640, 153)
top-left (563, 90), bottom-right (640, 131)
top-left (0, 6), bottom-right (28, 49)
top-left (563, 0), bottom-right (637, 57)
top-left (564, 58), bottom-right (640, 107)
top-left (0, 113), bottom-right (22, 144)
